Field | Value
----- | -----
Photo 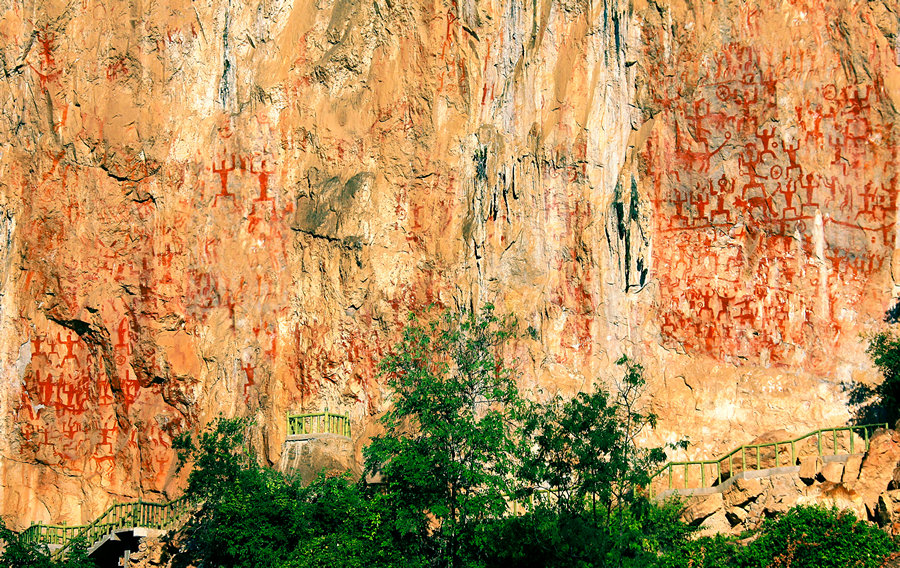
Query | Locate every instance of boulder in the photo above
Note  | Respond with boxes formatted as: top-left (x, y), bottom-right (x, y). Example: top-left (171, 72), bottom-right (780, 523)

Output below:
top-left (799, 457), bottom-right (820, 484)
top-left (760, 475), bottom-right (804, 516)
top-left (725, 506), bottom-right (748, 527)
top-left (696, 510), bottom-right (732, 537)
top-left (820, 461), bottom-right (844, 483)
top-left (843, 455), bottom-right (863, 483)
top-left (855, 431), bottom-right (900, 513)
top-left (682, 493), bottom-right (725, 526)
top-left (724, 476), bottom-right (763, 508)
top-left (876, 490), bottom-right (900, 525)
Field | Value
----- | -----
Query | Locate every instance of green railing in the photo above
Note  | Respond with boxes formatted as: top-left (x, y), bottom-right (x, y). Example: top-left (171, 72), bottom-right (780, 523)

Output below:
top-left (287, 411), bottom-right (351, 438)
top-left (648, 423), bottom-right (888, 498)
top-left (20, 496), bottom-right (191, 559)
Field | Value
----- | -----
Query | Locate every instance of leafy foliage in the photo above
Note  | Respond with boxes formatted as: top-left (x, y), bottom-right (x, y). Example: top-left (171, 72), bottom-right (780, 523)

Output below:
top-left (863, 330), bottom-right (900, 424)
top-left (0, 522), bottom-right (96, 568)
top-left (364, 304), bottom-right (523, 567)
top-left (747, 505), bottom-right (896, 568)
top-left (0, 519), bottom-right (55, 568)
top-left (518, 356), bottom-right (670, 522)
top-left (659, 505), bottom-right (897, 568)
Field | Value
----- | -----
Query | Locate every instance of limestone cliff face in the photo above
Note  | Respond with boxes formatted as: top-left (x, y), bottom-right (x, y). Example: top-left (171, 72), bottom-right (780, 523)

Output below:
top-left (0, 0), bottom-right (896, 526)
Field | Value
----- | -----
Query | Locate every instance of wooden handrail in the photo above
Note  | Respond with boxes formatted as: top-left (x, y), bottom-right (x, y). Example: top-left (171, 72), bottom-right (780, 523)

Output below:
top-left (648, 423), bottom-right (888, 497)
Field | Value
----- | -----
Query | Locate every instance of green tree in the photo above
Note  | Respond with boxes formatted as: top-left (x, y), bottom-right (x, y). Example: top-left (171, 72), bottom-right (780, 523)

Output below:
top-left (172, 417), bottom-right (300, 568)
top-left (865, 330), bottom-right (900, 424)
top-left (514, 356), bottom-right (674, 566)
top-left (0, 519), bottom-right (55, 568)
top-left (59, 538), bottom-right (97, 568)
top-left (363, 304), bottom-right (523, 568)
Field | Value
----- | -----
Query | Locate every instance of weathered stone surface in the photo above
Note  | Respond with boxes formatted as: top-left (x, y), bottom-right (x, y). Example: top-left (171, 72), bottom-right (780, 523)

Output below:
top-left (277, 436), bottom-right (358, 486)
top-left (820, 462), bottom-right (845, 484)
top-left (696, 510), bottom-right (732, 537)
top-left (0, 0), bottom-right (896, 527)
top-left (843, 455), bottom-right (863, 483)
top-left (725, 506), bottom-right (748, 527)
top-left (760, 475), bottom-right (804, 516)
top-left (876, 490), bottom-right (900, 525)
top-left (724, 476), bottom-right (763, 508)
top-left (683, 493), bottom-right (725, 526)
top-left (799, 457), bottom-right (820, 484)
top-left (856, 432), bottom-right (900, 512)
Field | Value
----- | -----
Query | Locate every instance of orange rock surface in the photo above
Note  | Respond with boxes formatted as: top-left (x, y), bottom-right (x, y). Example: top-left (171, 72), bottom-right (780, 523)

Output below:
top-left (0, 0), bottom-right (896, 526)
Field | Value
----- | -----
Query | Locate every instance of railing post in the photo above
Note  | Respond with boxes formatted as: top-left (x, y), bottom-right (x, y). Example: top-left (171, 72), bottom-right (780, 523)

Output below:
top-left (717, 461), bottom-right (722, 485)
top-left (850, 428), bottom-right (855, 454)
top-left (817, 431), bottom-right (822, 456)
top-left (701, 463), bottom-right (706, 487)
top-left (756, 446), bottom-right (761, 470)
top-left (791, 441), bottom-right (796, 465)
top-left (668, 465), bottom-right (673, 490)
top-left (865, 427), bottom-right (870, 451)
top-left (775, 443), bottom-right (779, 468)
top-left (833, 429), bottom-right (837, 455)
top-left (742, 447), bottom-right (746, 473)
top-left (684, 463), bottom-right (688, 489)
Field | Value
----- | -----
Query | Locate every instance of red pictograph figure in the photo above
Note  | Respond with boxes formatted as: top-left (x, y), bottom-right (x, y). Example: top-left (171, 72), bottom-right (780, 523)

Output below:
top-left (157, 244), bottom-right (176, 283)
top-left (93, 454), bottom-right (116, 475)
top-left (776, 180), bottom-right (800, 219)
top-left (856, 182), bottom-right (881, 221)
top-left (31, 335), bottom-right (46, 359)
top-left (669, 187), bottom-right (690, 226)
top-left (35, 370), bottom-right (55, 406)
top-left (710, 174), bottom-right (734, 223)
top-left (674, 123), bottom-right (731, 173)
top-left (58, 332), bottom-right (80, 366)
top-left (114, 318), bottom-right (132, 365)
top-left (755, 126), bottom-right (778, 162)
top-left (105, 57), bottom-right (129, 80)
top-left (98, 379), bottom-right (114, 406)
top-left (56, 375), bottom-right (77, 409)
top-left (99, 420), bottom-right (118, 450)
top-left (241, 362), bottom-right (255, 400)
top-left (247, 204), bottom-right (264, 233)
top-left (782, 139), bottom-right (802, 179)
top-left (821, 176), bottom-right (851, 212)
top-left (122, 368), bottom-right (141, 405)
top-left (212, 155), bottom-right (237, 206)
top-left (61, 418), bottom-right (82, 440)
top-left (738, 143), bottom-right (768, 195)
top-left (17, 388), bottom-right (38, 421)
top-left (264, 325), bottom-right (278, 359)
top-left (686, 99), bottom-right (712, 145)
top-left (30, 27), bottom-right (61, 90)
top-left (799, 173), bottom-right (820, 212)
top-left (691, 180), bottom-right (712, 221)
top-left (715, 292), bottom-right (734, 322)
top-left (733, 296), bottom-right (757, 326)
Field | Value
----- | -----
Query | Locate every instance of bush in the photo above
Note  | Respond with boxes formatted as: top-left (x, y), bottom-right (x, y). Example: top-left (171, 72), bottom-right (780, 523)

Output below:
top-left (747, 505), bottom-right (895, 568)
top-left (660, 505), bottom-right (898, 568)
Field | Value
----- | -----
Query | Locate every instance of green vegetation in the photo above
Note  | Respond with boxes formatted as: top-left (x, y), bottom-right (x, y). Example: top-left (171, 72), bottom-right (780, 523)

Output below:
top-left (660, 505), bottom-right (896, 568)
top-left (864, 330), bottom-right (900, 424)
top-left (0, 523), bottom-right (94, 568)
top-left (4, 305), bottom-right (899, 567)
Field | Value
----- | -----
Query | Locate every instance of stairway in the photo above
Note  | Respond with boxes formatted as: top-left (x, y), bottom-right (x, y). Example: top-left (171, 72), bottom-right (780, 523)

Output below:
top-left (21, 497), bottom-right (190, 566)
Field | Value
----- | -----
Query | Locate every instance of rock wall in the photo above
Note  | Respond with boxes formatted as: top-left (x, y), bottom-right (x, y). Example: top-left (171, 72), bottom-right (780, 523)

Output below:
top-left (0, 0), bottom-right (896, 526)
